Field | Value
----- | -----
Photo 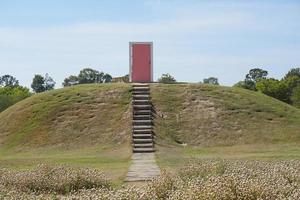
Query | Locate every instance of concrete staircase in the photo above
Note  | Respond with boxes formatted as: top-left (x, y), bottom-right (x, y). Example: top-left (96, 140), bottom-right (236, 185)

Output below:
top-left (131, 84), bottom-right (155, 153)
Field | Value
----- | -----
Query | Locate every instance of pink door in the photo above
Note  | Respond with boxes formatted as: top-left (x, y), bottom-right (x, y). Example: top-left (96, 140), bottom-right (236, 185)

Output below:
top-left (130, 42), bottom-right (153, 82)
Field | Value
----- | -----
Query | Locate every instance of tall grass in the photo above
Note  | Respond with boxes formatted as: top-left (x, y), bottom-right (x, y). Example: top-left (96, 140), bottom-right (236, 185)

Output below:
top-left (1, 160), bottom-right (299, 199)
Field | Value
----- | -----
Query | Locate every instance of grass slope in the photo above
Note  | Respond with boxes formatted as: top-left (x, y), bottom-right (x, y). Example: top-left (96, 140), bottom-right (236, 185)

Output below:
top-left (0, 83), bottom-right (132, 183)
top-left (150, 84), bottom-right (300, 170)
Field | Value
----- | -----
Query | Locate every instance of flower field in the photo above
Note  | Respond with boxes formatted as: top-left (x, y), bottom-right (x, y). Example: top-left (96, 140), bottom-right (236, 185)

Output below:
top-left (1, 160), bottom-right (299, 199)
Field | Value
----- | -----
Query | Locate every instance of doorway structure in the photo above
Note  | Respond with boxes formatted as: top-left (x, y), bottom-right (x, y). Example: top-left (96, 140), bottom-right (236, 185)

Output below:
top-left (129, 42), bottom-right (153, 83)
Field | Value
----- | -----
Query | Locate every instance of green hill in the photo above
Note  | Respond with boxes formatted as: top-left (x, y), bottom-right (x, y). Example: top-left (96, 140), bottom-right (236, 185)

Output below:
top-left (0, 83), bottom-right (300, 180)
top-left (0, 83), bottom-right (131, 151)
top-left (151, 84), bottom-right (300, 146)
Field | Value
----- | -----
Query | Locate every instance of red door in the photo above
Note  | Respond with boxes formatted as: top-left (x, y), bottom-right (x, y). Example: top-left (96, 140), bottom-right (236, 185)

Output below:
top-left (130, 42), bottom-right (153, 82)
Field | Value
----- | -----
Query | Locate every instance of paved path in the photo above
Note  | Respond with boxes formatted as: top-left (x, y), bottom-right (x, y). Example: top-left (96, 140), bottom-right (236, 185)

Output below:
top-left (125, 153), bottom-right (160, 182)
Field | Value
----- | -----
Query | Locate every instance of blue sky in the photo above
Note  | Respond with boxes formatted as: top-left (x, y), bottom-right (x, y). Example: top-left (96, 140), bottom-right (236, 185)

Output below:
top-left (0, 0), bottom-right (299, 87)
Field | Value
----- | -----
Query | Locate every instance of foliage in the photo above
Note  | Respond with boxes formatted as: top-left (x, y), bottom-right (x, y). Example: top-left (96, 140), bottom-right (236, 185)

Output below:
top-left (103, 73), bottom-right (112, 83)
top-left (0, 86), bottom-right (31, 112)
top-left (44, 73), bottom-right (56, 91)
top-left (63, 75), bottom-right (79, 87)
top-left (284, 67), bottom-right (300, 79)
top-left (244, 68), bottom-right (268, 90)
top-left (291, 84), bottom-right (300, 108)
top-left (0, 75), bottom-right (19, 87)
top-left (63, 68), bottom-right (112, 87)
top-left (78, 68), bottom-right (104, 84)
top-left (31, 74), bottom-right (45, 93)
top-left (158, 73), bottom-right (176, 83)
top-left (246, 68), bottom-right (268, 82)
top-left (256, 78), bottom-right (290, 103)
top-left (235, 68), bottom-right (269, 91)
top-left (203, 77), bottom-right (219, 85)
top-left (235, 68), bottom-right (300, 108)
top-left (31, 74), bottom-right (56, 93)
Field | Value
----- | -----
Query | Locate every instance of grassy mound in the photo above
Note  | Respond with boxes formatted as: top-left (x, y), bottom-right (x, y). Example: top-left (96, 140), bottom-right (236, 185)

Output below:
top-left (0, 83), bottom-right (131, 151)
top-left (151, 84), bottom-right (300, 169)
top-left (151, 83), bottom-right (300, 146)
top-left (0, 83), bottom-right (132, 182)
top-left (1, 83), bottom-right (300, 180)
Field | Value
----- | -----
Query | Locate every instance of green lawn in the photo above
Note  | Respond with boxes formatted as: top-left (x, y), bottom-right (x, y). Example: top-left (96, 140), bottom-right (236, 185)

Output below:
top-left (156, 143), bottom-right (300, 172)
top-left (0, 144), bottom-right (132, 185)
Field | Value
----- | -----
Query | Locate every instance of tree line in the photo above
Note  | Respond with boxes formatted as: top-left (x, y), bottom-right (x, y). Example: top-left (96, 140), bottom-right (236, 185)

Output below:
top-left (0, 68), bottom-right (113, 112)
top-left (234, 68), bottom-right (300, 108)
top-left (1, 67), bottom-right (299, 112)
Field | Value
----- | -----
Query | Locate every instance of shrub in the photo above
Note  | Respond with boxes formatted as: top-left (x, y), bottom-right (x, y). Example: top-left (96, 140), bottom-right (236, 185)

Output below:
top-left (158, 73), bottom-right (176, 83)
top-left (0, 86), bottom-right (31, 112)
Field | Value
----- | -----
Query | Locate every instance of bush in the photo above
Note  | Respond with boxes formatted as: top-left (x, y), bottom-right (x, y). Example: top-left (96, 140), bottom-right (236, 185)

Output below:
top-left (158, 73), bottom-right (176, 83)
top-left (291, 85), bottom-right (300, 108)
top-left (256, 78), bottom-right (290, 103)
top-left (0, 86), bottom-right (31, 112)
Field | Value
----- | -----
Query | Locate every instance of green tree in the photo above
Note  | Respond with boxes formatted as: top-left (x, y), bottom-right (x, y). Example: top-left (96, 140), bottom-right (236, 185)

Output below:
top-left (203, 77), bottom-right (219, 85)
top-left (0, 86), bottom-right (31, 112)
top-left (63, 75), bottom-right (79, 87)
top-left (0, 75), bottom-right (19, 87)
top-left (31, 74), bottom-right (55, 93)
top-left (63, 68), bottom-right (112, 87)
top-left (291, 85), bottom-right (300, 108)
top-left (284, 68), bottom-right (300, 79)
top-left (283, 76), bottom-right (300, 100)
top-left (256, 78), bottom-right (289, 103)
top-left (158, 73), bottom-right (176, 83)
top-left (31, 74), bottom-right (45, 93)
top-left (78, 68), bottom-right (104, 84)
top-left (235, 68), bottom-right (268, 90)
top-left (246, 68), bottom-right (268, 83)
top-left (103, 73), bottom-right (112, 83)
top-left (44, 73), bottom-right (56, 91)
top-left (245, 68), bottom-right (268, 90)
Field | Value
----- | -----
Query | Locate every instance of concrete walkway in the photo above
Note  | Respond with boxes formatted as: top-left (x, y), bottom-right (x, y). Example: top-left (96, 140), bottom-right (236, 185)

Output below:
top-left (125, 153), bottom-right (160, 182)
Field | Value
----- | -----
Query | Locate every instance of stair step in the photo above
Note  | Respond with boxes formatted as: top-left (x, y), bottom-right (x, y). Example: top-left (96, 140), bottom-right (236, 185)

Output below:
top-left (133, 129), bottom-right (153, 134)
top-left (133, 95), bottom-right (150, 99)
top-left (132, 91), bottom-right (150, 95)
top-left (133, 105), bottom-right (152, 110)
top-left (133, 84), bottom-right (149, 87)
top-left (133, 148), bottom-right (155, 153)
top-left (133, 143), bottom-right (153, 148)
top-left (133, 125), bottom-right (152, 130)
top-left (133, 120), bottom-right (152, 125)
top-left (132, 101), bottom-right (151, 106)
top-left (133, 86), bottom-right (150, 91)
top-left (134, 109), bottom-right (152, 114)
top-left (133, 138), bottom-right (153, 143)
top-left (132, 100), bottom-right (150, 104)
top-left (133, 115), bottom-right (153, 120)
top-left (133, 123), bottom-right (153, 127)
top-left (133, 134), bottom-right (153, 139)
